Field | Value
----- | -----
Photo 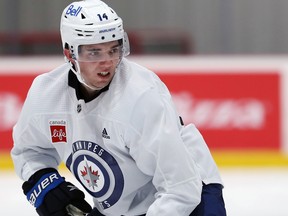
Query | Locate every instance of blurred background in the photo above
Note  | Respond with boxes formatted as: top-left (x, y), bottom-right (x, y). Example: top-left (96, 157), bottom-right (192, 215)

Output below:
top-left (1, 0), bottom-right (288, 215)
top-left (2, 0), bottom-right (288, 55)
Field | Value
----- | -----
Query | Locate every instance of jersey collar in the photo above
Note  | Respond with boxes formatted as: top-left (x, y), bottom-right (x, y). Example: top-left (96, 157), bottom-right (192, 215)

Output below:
top-left (68, 70), bottom-right (109, 102)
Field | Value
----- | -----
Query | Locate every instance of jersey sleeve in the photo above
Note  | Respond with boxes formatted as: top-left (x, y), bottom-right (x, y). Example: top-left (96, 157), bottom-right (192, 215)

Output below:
top-left (127, 86), bottom-right (202, 215)
top-left (11, 77), bottom-right (61, 181)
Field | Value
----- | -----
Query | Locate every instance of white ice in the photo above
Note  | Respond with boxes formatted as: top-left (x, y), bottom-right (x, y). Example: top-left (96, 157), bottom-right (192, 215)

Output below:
top-left (2, 167), bottom-right (288, 216)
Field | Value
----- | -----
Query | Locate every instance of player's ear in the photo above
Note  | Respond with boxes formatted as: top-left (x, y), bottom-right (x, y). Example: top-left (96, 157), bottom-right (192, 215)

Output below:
top-left (63, 48), bottom-right (73, 61)
top-left (63, 43), bottom-right (75, 63)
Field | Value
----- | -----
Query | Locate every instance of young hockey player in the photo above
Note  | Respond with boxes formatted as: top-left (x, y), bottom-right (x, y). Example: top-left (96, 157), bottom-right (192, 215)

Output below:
top-left (11, 0), bottom-right (226, 215)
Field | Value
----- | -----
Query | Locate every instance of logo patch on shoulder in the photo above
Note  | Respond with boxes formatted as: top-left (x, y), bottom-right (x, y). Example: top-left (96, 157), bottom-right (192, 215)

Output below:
top-left (49, 120), bottom-right (67, 143)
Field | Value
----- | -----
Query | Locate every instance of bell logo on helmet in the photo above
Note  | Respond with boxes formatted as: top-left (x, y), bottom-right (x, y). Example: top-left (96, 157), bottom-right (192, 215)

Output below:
top-left (66, 5), bottom-right (82, 16)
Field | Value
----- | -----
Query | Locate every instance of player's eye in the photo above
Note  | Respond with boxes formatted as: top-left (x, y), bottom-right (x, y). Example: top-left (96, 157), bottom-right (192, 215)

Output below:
top-left (77, 45), bottom-right (123, 62)
top-left (110, 47), bottom-right (120, 53)
top-left (87, 50), bottom-right (101, 57)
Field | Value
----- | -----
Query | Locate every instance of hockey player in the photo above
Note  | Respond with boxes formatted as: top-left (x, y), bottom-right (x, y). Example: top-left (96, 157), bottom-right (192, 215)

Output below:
top-left (11, 0), bottom-right (226, 215)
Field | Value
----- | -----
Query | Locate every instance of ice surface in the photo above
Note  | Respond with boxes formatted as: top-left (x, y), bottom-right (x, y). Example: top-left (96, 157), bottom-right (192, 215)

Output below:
top-left (2, 167), bottom-right (288, 216)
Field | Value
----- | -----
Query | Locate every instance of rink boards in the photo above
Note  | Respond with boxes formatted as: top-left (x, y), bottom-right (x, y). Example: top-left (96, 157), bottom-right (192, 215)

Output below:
top-left (1, 56), bottom-right (288, 168)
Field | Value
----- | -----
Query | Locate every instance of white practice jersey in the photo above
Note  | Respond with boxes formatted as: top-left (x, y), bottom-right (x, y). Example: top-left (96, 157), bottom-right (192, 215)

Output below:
top-left (11, 58), bottom-right (223, 216)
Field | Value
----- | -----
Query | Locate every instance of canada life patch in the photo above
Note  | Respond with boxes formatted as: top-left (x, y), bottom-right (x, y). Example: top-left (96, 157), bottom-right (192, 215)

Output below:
top-left (49, 120), bottom-right (67, 143)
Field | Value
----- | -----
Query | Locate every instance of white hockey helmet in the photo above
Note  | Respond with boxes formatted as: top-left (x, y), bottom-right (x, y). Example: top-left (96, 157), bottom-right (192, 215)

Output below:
top-left (60, 0), bottom-right (130, 60)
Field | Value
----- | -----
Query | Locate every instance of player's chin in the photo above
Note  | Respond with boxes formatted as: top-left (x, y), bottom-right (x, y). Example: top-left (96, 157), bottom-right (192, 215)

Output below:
top-left (93, 81), bottom-right (110, 90)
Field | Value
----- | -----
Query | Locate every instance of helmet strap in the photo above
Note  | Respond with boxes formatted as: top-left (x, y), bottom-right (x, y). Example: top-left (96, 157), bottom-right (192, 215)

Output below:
top-left (70, 60), bottom-right (104, 91)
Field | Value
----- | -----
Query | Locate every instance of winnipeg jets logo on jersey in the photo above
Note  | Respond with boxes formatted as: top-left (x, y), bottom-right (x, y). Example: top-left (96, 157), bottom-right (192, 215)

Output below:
top-left (80, 156), bottom-right (100, 189)
top-left (66, 140), bottom-right (124, 210)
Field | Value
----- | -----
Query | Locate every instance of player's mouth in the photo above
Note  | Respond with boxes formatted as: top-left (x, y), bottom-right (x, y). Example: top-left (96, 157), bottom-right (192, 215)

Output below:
top-left (98, 71), bottom-right (110, 77)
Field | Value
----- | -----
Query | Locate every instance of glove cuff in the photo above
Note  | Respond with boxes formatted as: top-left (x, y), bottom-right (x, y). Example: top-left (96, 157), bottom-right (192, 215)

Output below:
top-left (24, 170), bottom-right (65, 208)
top-left (22, 168), bottom-right (58, 194)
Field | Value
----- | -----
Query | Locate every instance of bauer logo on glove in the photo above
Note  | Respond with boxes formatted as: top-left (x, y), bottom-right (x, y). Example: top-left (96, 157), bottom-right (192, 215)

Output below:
top-left (26, 172), bottom-right (64, 207)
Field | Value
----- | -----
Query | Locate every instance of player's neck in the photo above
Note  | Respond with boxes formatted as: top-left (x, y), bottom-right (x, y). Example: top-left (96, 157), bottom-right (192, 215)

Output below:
top-left (80, 84), bottom-right (100, 101)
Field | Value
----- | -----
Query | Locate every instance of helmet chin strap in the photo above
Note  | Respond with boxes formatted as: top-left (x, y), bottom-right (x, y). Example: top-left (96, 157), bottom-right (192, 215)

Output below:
top-left (69, 60), bottom-right (104, 91)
